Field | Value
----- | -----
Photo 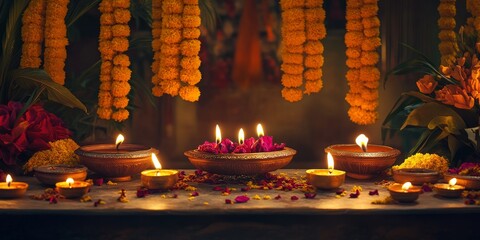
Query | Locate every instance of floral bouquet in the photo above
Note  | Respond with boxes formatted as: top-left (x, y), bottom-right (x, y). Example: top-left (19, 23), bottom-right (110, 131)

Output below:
top-left (0, 101), bottom-right (78, 173)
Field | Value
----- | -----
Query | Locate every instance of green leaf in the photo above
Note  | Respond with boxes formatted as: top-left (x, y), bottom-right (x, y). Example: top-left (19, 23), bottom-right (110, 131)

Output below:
top-left (427, 115), bottom-right (466, 135)
top-left (200, 0), bottom-right (217, 33)
top-left (401, 102), bottom-right (465, 130)
top-left (65, 0), bottom-right (101, 28)
top-left (404, 91), bottom-right (436, 103)
top-left (9, 68), bottom-right (87, 113)
top-left (448, 135), bottom-right (461, 161)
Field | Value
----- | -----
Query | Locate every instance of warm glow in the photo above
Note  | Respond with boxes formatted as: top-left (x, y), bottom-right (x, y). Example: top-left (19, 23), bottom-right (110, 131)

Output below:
top-left (402, 182), bottom-right (412, 192)
top-left (6, 174), bottom-right (12, 186)
top-left (66, 178), bottom-right (74, 188)
top-left (116, 134), bottom-right (125, 146)
top-left (449, 178), bottom-right (457, 187)
top-left (215, 124), bottom-right (221, 144)
top-left (257, 124), bottom-right (264, 137)
top-left (327, 152), bottom-right (334, 174)
top-left (238, 128), bottom-right (245, 144)
top-left (355, 134), bottom-right (369, 152)
top-left (152, 153), bottom-right (162, 170)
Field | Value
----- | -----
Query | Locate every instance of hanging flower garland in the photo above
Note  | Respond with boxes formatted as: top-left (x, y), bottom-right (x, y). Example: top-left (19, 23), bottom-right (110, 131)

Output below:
top-left (467, 0), bottom-right (480, 41)
top-left (345, 0), bottom-right (380, 125)
top-left (44, 0), bottom-right (69, 85)
top-left (151, 0), bottom-right (164, 96)
top-left (438, 0), bottom-right (458, 66)
top-left (304, 0), bottom-right (326, 94)
top-left (20, 0), bottom-right (46, 69)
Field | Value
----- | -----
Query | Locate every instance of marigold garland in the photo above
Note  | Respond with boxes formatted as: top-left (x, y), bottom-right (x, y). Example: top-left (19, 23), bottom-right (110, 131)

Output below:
top-left (467, 0), bottom-right (480, 42)
top-left (438, 0), bottom-right (458, 66)
top-left (345, 0), bottom-right (381, 125)
top-left (44, 0), bottom-right (69, 85)
top-left (20, 0), bottom-right (46, 69)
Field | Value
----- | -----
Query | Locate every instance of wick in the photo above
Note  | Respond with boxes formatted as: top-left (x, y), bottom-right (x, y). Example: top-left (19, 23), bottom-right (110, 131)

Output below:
top-left (116, 142), bottom-right (121, 151)
top-left (7, 182), bottom-right (11, 188)
top-left (68, 183), bottom-right (72, 188)
top-left (361, 145), bottom-right (367, 152)
top-left (328, 169), bottom-right (333, 175)
top-left (155, 170), bottom-right (160, 176)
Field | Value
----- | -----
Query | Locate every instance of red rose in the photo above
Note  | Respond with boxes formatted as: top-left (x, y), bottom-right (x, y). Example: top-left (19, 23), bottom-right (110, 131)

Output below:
top-left (0, 101), bottom-right (22, 133)
top-left (0, 121), bottom-right (29, 165)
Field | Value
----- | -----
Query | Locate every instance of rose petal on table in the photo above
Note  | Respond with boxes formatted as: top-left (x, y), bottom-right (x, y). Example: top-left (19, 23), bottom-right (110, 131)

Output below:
top-left (304, 192), bottom-right (317, 199)
top-left (234, 195), bottom-right (250, 203)
top-left (291, 195), bottom-right (299, 201)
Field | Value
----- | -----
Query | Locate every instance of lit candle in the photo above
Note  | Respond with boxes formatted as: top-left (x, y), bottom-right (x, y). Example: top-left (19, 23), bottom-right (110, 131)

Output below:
top-left (306, 153), bottom-right (345, 190)
top-left (0, 175), bottom-right (28, 199)
top-left (448, 178), bottom-right (457, 189)
top-left (56, 177), bottom-right (90, 199)
top-left (6, 174), bottom-right (12, 188)
top-left (116, 134), bottom-right (125, 151)
top-left (388, 182), bottom-right (421, 203)
top-left (402, 182), bottom-right (412, 193)
top-left (66, 177), bottom-right (74, 188)
top-left (433, 177), bottom-right (465, 198)
top-left (141, 153), bottom-right (178, 190)
top-left (355, 134), bottom-right (368, 152)
top-left (257, 124), bottom-right (264, 137)
top-left (238, 128), bottom-right (245, 145)
top-left (216, 124), bottom-right (222, 144)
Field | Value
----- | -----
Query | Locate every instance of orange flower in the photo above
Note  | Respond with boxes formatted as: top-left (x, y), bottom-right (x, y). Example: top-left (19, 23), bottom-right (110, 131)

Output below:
top-left (435, 85), bottom-right (474, 109)
top-left (179, 85), bottom-right (200, 102)
top-left (281, 88), bottom-right (303, 102)
top-left (467, 77), bottom-right (480, 99)
top-left (416, 75), bottom-right (438, 94)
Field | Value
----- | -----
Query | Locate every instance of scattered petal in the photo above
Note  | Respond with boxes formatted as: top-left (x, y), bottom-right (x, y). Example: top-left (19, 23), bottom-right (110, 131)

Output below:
top-left (80, 195), bottom-right (92, 202)
top-left (291, 196), bottom-right (299, 201)
top-left (185, 186), bottom-right (197, 191)
top-left (234, 195), bottom-right (250, 203)
top-left (304, 192), bottom-right (317, 199)
top-left (252, 194), bottom-right (261, 200)
top-left (368, 189), bottom-right (379, 196)
top-left (188, 196), bottom-right (195, 201)
top-left (190, 191), bottom-right (199, 197)
top-left (203, 202), bottom-right (209, 205)
top-left (106, 180), bottom-right (117, 186)
top-left (274, 195), bottom-right (282, 200)
top-left (93, 178), bottom-right (104, 186)
top-left (241, 187), bottom-right (251, 192)
top-left (336, 189), bottom-right (345, 195)
top-left (161, 194), bottom-right (166, 199)
top-left (225, 199), bottom-right (232, 204)
top-left (421, 184), bottom-right (432, 192)
top-left (94, 199), bottom-right (106, 207)
top-left (349, 190), bottom-right (360, 198)
top-left (263, 195), bottom-right (271, 200)
top-left (371, 196), bottom-right (394, 205)
top-left (136, 188), bottom-right (149, 198)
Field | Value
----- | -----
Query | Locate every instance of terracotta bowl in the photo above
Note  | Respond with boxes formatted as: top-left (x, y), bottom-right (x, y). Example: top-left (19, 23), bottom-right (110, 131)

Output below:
top-left (388, 183), bottom-right (422, 203)
top-left (184, 147), bottom-right (296, 175)
top-left (75, 144), bottom-right (157, 181)
top-left (392, 168), bottom-right (440, 185)
top-left (444, 173), bottom-right (480, 190)
top-left (34, 164), bottom-right (87, 186)
top-left (325, 144), bottom-right (400, 180)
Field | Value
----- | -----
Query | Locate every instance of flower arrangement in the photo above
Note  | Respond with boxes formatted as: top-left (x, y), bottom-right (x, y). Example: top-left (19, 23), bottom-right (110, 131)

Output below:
top-left (448, 162), bottom-right (480, 176)
top-left (392, 153), bottom-right (449, 173)
top-left (198, 136), bottom-right (285, 154)
top-left (0, 101), bottom-right (72, 170)
top-left (20, 0), bottom-right (46, 69)
top-left (23, 138), bottom-right (80, 173)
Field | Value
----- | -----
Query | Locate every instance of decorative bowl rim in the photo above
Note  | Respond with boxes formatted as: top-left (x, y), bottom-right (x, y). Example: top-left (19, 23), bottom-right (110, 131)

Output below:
top-left (34, 164), bottom-right (87, 174)
top-left (184, 147), bottom-right (296, 161)
top-left (444, 173), bottom-right (480, 180)
top-left (75, 143), bottom-right (157, 159)
top-left (393, 168), bottom-right (440, 176)
top-left (325, 144), bottom-right (400, 158)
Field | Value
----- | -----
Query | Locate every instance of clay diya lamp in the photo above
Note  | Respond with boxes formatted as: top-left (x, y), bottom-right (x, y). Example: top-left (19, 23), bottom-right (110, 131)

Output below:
top-left (75, 134), bottom-right (157, 181)
top-left (444, 173), bottom-right (480, 190)
top-left (434, 178), bottom-right (465, 198)
top-left (56, 178), bottom-right (90, 199)
top-left (306, 152), bottom-right (346, 190)
top-left (388, 182), bottom-right (421, 203)
top-left (325, 134), bottom-right (400, 179)
top-left (0, 174), bottom-right (28, 199)
top-left (392, 168), bottom-right (440, 185)
top-left (141, 153), bottom-right (178, 190)
top-left (34, 164), bottom-right (87, 186)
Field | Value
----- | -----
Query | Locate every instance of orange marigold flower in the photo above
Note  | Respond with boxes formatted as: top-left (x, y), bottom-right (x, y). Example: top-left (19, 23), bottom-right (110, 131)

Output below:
top-left (112, 0), bottom-right (130, 9)
top-left (360, 89), bottom-right (379, 101)
top-left (305, 8), bottom-right (325, 22)
top-left (435, 85), bottom-right (474, 109)
top-left (281, 63), bottom-right (304, 75)
top-left (152, 85), bottom-right (164, 97)
top-left (304, 80), bottom-right (323, 94)
top-left (348, 107), bottom-right (377, 125)
top-left (346, 69), bottom-right (360, 82)
top-left (161, 43), bottom-right (181, 56)
top-left (111, 81), bottom-right (131, 97)
top-left (180, 56), bottom-right (201, 69)
top-left (97, 107), bottom-right (113, 120)
top-left (44, 38), bottom-right (68, 47)
top-left (99, 41), bottom-right (114, 59)
top-left (360, 51), bottom-right (379, 66)
top-left (161, 29), bottom-right (182, 44)
top-left (20, 57), bottom-right (42, 69)
top-left (438, 30), bottom-right (456, 41)
top-left (183, 0), bottom-right (199, 4)
top-left (21, 24), bottom-right (44, 42)
top-left (21, 43), bottom-right (43, 58)
top-left (282, 31), bottom-right (306, 46)
top-left (282, 19), bottom-right (305, 32)
top-left (346, 48), bottom-right (361, 59)
top-left (99, 82), bottom-right (112, 91)
top-left (183, 5), bottom-right (200, 16)
top-left (305, 55), bottom-right (324, 68)
top-left (281, 74), bottom-right (303, 88)
top-left (360, 100), bottom-right (379, 111)
top-left (183, 28), bottom-right (201, 39)
top-left (162, 14), bottom-right (183, 29)
top-left (438, 17), bottom-right (456, 29)
top-left (161, 79), bottom-right (181, 96)
top-left (305, 0), bottom-right (324, 8)
top-left (304, 41), bottom-right (324, 55)
top-left (159, 67), bottom-right (180, 80)
top-left (22, 0), bottom-right (46, 24)
top-left (180, 39), bottom-right (201, 56)
top-left (284, 44), bottom-right (304, 54)
top-left (99, 0), bottom-right (113, 13)
top-left (100, 74), bottom-right (111, 82)
top-left (364, 81), bottom-right (379, 89)
top-left (44, 47), bottom-right (67, 59)
top-left (113, 9), bottom-right (131, 24)
top-left (416, 75), bottom-right (438, 94)
top-left (113, 97), bottom-right (129, 108)
top-left (162, 0), bottom-right (184, 14)
top-left (306, 22), bottom-right (327, 40)
top-left (347, 81), bottom-right (364, 94)
top-left (438, 41), bottom-right (458, 55)
top-left (304, 68), bottom-right (322, 81)
top-left (180, 69), bottom-right (202, 85)
top-left (152, 39), bottom-right (162, 51)
top-left (346, 58), bottom-right (362, 69)
top-left (346, 0), bottom-right (363, 9)
top-left (98, 91), bottom-right (113, 107)
top-left (113, 54), bottom-right (131, 67)
top-left (160, 56), bottom-right (180, 68)
top-left (346, 9), bottom-right (362, 21)
top-left (112, 24), bottom-right (130, 37)
top-left (360, 4), bottom-right (379, 18)
top-left (281, 88), bottom-right (303, 102)
top-left (364, 28), bottom-right (379, 37)
top-left (100, 26), bottom-right (113, 40)
top-left (361, 37), bottom-right (381, 51)
top-left (345, 93), bottom-right (363, 107)
top-left (346, 20), bottom-right (363, 31)
top-left (112, 109), bottom-right (129, 122)
top-left (359, 66), bottom-right (380, 82)
top-left (100, 13), bottom-right (115, 25)
top-left (438, 2), bottom-right (456, 17)
top-left (179, 85), bottom-right (200, 102)
top-left (282, 9), bottom-right (305, 24)
top-left (112, 66), bottom-right (131, 81)
top-left (345, 32), bottom-right (364, 48)
top-left (280, 0), bottom-right (303, 10)
top-left (111, 37), bottom-right (129, 52)
top-left (467, 77), bottom-right (480, 99)
top-left (362, 16), bottom-right (380, 29)
top-left (183, 15), bottom-right (201, 28)
top-left (282, 53), bottom-right (303, 65)
top-left (101, 61), bottom-right (113, 75)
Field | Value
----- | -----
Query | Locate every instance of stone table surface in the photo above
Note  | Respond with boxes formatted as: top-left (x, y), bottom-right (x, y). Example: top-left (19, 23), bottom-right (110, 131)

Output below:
top-left (1, 169), bottom-right (478, 215)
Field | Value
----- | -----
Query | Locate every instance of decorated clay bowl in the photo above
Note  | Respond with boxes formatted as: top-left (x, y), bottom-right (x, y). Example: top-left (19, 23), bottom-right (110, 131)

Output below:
top-left (325, 144), bottom-right (400, 180)
top-left (184, 147), bottom-right (296, 175)
top-left (75, 144), bottom-right (157, 181)
top-left (444, 173), bottom-right (480, 190)
top-left (34, 164), bottom-right (87, 186)
top-left (392, 168), bottom-right (440, 185)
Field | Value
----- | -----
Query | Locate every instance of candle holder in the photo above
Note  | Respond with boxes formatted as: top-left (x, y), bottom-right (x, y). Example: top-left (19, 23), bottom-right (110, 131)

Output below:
top-left (75, 144), bottom-right (157, 181)
top-left (444, 173), bottom-right (480, 190)
top-left (141, 170), bottom-right (178, 190)
top-left (184, 147), bottom-right (296, 175)
top-left (325, 144), bottom-right (400, 179)
top-left (433, 183), bottom-right (465, 198)
top-left (388, 183), bottom-right (421, 203)
top-left (306, 169), bottom-right (345, 190)
top-left (392, 168), bottom-right (440, 185)
top-left (56, 181), bottom-right (90, 199)
top-left (34, 164), bottom-right (87, 186)
top-left (0, 182), bottom-right (28, 199)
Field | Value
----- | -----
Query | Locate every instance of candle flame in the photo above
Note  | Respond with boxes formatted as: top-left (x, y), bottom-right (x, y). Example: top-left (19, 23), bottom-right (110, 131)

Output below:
top-left (152, 153), bottom-right (162, 170)
top-left (327, 152), bottom-right (334, 174)
top-left (66, 178), bottom-right (74, 188)
top-left (449, 178), bottom-right (457, 188)
top-left (355, 134), bottom-right (369, 152)
top-left (116, 134), bottom-right (125, 150)
top-left (257, 124), bottom-right (264, 137)
top-left (6, 174), bottom-right (12, 187)
top-left (215, 124), bottom-right (221, 144)
top-left (238, 128), bottom-right (245, 144)
top-left (402, 182), bottom-right (412, 192)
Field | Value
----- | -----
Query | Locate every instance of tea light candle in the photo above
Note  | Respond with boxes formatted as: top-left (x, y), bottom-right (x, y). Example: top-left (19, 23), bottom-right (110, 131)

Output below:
top-left (306, 153), bottom-right (346, 190)
top-left (388, 182), bottom-right (422, 203)
top-left (56, 178), bottom-right (90, 199)
top-left (238, 128), bottom-right (245, 144)
top-left (434, 178), bottom-right (465, 198)
top-left (0, 174), bottom-right (28, 199)
top-left (141, 153), bottom-right (178, 190)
